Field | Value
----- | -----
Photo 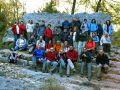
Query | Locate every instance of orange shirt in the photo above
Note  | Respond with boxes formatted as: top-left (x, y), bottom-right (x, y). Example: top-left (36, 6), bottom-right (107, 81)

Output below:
top-left (53, 44), bottom-right (63, 53)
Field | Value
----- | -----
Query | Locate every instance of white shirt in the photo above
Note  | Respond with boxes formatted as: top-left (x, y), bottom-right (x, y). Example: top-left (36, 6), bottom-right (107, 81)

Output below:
top-left (16, 25), bottom-right (19, 34)
top-left (100, 36), bottom-right (111, 45)
top-left (73, 32), bottom-right (76, 42)
top-left (26, 23), bottom-right (34, 33)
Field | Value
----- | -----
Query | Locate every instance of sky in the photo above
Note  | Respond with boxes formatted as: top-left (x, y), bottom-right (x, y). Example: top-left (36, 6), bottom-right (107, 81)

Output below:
top-left (19, 0), bottom-right (93, 13)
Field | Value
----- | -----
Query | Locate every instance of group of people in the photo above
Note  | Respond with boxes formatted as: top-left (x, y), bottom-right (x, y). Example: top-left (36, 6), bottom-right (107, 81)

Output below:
top-left (10, 18), bottom-right (114, 81)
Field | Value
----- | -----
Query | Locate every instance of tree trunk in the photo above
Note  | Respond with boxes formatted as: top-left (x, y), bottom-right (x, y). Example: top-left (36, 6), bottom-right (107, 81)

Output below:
top-left (96, 0), bottom-right (102, 12)
top-left (71, 0), bottom-right (76, 14)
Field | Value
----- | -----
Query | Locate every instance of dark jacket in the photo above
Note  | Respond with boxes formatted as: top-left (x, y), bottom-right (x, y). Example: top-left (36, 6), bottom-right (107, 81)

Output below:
top-left (80, 51), bottom-right (92, 63)
top-left (79, 31), bottom-right (88, 42)
top-left (96, 53), bottom-right (109, 65)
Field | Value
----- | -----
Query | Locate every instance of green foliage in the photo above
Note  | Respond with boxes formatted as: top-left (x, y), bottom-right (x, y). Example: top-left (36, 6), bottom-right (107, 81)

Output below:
top-left (41, 0), bottom-right (59, 13)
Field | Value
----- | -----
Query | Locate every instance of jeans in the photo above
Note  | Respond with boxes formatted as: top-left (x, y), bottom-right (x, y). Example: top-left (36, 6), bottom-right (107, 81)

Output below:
top-left (14, 44), bottom-right (27, 50)
top-left (67, 59), bottom-right (75, 75)
top-left (59, 59), bottom-right (66, 74)
top-left (32, 55), bottom-right (44, 66)
top-left (43, 60), bottom-right (58, 72)
top-left (14, 34), bottom-right (20, 46)
top-left (78, 41), bottom-right (86, 55)
top-left (96, 64), bottom-right (109, 78)
top-left (73, 41), bottom-right (78, 51)
top-left (81, 62), bottom-right (92, 81)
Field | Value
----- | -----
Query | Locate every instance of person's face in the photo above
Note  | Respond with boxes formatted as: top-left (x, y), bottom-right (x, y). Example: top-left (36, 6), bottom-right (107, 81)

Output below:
top-left (106, 20), bottom-right (110, 24)
top-left (99, 50), bottom-right (104, 55)
top-left (88, 38), bottom-right (92, 42)
top-left (51, 48), bottom-right (54, 52)
top-left (73, 27), bottom-right (77, 32)
top-left (39, 36), bottom-right (43, 40)
top-left (64, 41), bottom-right (68, 46)
top-left (69, 46), bottom-right (73, 51)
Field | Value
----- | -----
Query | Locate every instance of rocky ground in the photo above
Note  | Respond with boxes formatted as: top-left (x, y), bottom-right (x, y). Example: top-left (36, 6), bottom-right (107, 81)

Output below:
top-left (0, 47), bottom-right (120, 90)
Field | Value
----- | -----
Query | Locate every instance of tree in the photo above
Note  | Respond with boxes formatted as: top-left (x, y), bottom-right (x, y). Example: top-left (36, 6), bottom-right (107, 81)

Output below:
top-left (71, 0), bottom-right (77, 14)
top-left (41, 0), bottom-right (59, 13)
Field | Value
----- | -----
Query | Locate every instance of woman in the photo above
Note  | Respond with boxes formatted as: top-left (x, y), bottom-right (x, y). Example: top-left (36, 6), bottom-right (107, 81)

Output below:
top-left (103, 20), bottom-right (114, 36)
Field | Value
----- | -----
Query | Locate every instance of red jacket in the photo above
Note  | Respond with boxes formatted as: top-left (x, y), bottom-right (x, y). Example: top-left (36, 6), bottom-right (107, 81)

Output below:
top-left (45, 43), bottom-right (53, 50)
top-left (85, 41), bottom-right (96, 49)
top-left (12, 24), bottom-right (26, 35)
top-left (44, 28), bottom-right (53, 39)
top-left (66, 50), bottom-right (78, 62)
top-left (46, 51), bottom-right (57, 62)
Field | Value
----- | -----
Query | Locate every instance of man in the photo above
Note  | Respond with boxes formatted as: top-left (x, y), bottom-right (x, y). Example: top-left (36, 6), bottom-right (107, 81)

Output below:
top-left (66, 46), bottom-right (78, 77)
top-left (32, 46), bottom-right (45, 71)
top-left (43, 48), bottom-right (58, 73)
top-left (36, 36), bottom-right (45, 49)
top-left (14, 34), bottom-right (27, 51)
top-left (96, 49), bottom-right (109, 81)
top-left (80, 48), bottom-right (92, 81)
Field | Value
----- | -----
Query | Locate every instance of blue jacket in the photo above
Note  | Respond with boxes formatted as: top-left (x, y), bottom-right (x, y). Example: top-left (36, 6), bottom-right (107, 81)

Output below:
top-left (92, 36), bottom-right (99, 43)
top-left (103, 24), bottom-right (114, 35)
top-left (62, 21), bottom-right (71, 29)
top-left (89, 23), bottom-right (98, 32)
top-left (33, 49), bottom-right (45, 59)
top-left (37, 25), bottom-right (46, 36)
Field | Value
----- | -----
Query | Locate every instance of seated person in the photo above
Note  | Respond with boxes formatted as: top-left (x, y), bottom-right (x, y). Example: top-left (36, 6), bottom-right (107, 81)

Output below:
top-left (14, 34), bottom-right (27, 51)
top-left (62, 41), bottom-right (69, 53)
top-left (85, 37), bottom-right (96, 57)
top-left (96, 49), bottom-right (109, 81)
top-left (32, 46), bottom-right (45, 70)
top-left (36, 36), bottom-right (45, 49)
top-left (58, 50), bottom-right (66, 77)
top-left (66, 46), bottom-right (78, 77)
top-left (28, 35), bottom-right (36, 53)
top-left (100, 33), bottom-right (111, 54)
top-left (80, 48), bottom-right (92, 81)
top-left (53, 40), bottom-right (63, 53)
top-left (43, 48), bottom-right (58, 73)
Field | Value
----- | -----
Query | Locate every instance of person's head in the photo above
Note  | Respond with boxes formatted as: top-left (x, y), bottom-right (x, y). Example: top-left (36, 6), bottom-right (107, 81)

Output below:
top-left (36, 23), bottom-right (39, 27)
top-left (69, 46), bottom-right (74, 51)
top-left (104, 33), bottom-right (109, 38)
top-left (64, 41), bottom-right (68, 46)
top-left (47, 24), bottom-right (51, 28)
top-left (106, 20), bottom-right (111, 25)
top-left (20, 34), bottom-right (24, 39)
top-left (56, 40), bottom-right (61, 45)
top-left (92, 32), bottom-right (97, 36)
top-left (20, 21), bottom-right (24, 24)
top-left (30, 20), bottom-right (33, 24)
top-left (88, 36), bottom-right (93, 42)
top-left (48, 40), bottom-right (52, 44)
top-left (64, 28), bottom-right (67, 32)
top-left (91, 19), bottom-right (96, 23)
top-left (41, 20), bottom-right (45, 25)
top-left (98, 49), bottom-right (104, 56)
top-left (50, 47), bottom-right (55, 52)
top-left (73, 26), bottom-right (78, 32)
top-left (84, 19), bottom-right (87, 23)
top-left (39, 36), bottom-right (43, 41)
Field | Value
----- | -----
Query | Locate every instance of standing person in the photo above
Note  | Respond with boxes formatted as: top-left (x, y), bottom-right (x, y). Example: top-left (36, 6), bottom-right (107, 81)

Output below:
top-left (33, 23), bottom-right (40, 39)
top-left (59, 28), bottom-right (69, 43)
top-left (89, 19), bottom-right (98, 37)
top-left (36, 36), bottom-right (45, 49)
top-left (71, 18), bottom-right (81, 31)
top-left (43, 48), bottom-right (58, 73)
top-left (78, 26), bottom-right (88, 55)
top-left (72, 26), bottom-right (80, 52)
top-left (66, 46), bottom-right (78, 77)
top-left (80, 48), bottom-right (92, 81)
top-left (12, 21), bottom-right (25, 46)
top-left (26, 20), bottom-right (34, 39)
top-left (81, 19), bottom-right (89, 33)
top-left (103, 20), bottom-right (114, 36)
top-left (44, 24), bottom-right (53, 44)
top-left (97, 21), bottom-right (103, 39)
top-left (100, 33), bottom-right (111, 54)
top-left (96, 49), bottom-right (109, 80)
top-left (37, 20), bottom-right (46, 38)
